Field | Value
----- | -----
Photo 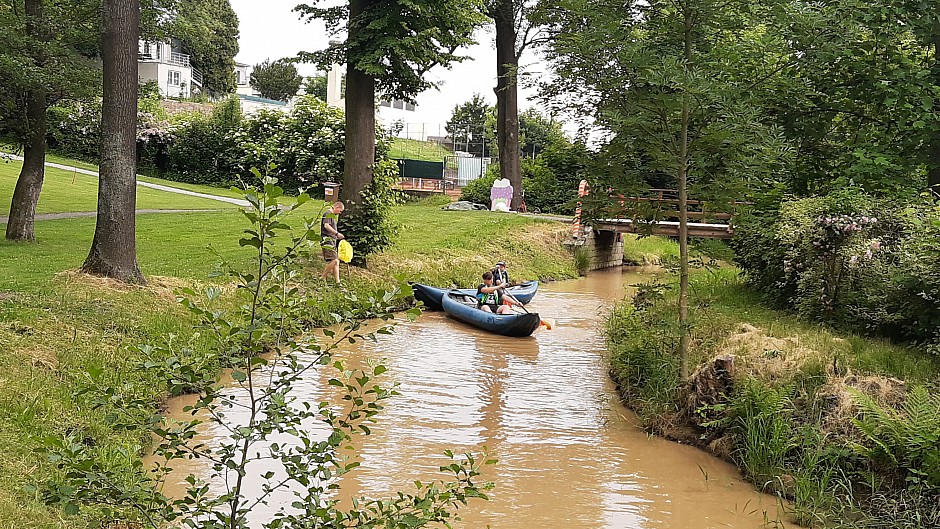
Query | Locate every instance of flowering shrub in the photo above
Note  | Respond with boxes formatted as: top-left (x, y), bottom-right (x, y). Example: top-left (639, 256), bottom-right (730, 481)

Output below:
top-left (47, 100), bottom-right (102, 160)
top-left (734, 190), bottom-right (940, 348)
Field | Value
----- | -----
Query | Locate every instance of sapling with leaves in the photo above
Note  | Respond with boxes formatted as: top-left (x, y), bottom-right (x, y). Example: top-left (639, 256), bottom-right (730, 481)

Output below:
top-left (543, 0), bottom-right (791, 378)
top-left (34, 171), bottom-right (494, 528)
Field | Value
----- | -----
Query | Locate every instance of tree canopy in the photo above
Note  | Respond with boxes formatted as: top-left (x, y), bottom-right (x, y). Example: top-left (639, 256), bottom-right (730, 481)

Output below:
top-left (172, 0), bottom-right (240, 95)
top-left (446, 93), bottom-right (494, 156)
top-left (294, 0), bottom-right (486, 101)
top-left (249, 58), bottom-right (303, 101)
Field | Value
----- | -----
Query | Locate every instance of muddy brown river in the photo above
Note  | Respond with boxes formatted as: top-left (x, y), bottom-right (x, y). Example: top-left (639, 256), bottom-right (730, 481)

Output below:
top-left (158, 268), bottom-right (794, 528)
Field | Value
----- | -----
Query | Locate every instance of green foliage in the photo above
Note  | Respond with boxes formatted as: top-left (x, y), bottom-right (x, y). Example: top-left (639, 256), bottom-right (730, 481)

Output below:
top-left (519, 108), bottom-right (565, 158)
top-left (173, 0), bottom-right (240, 95)
top-left (233, 96), bottom-right (346, 193)
top-left (32, 176), bottom-right (492, 527)
top-left (446, 93), bottom-right (494, 156)
top-left (303, 72), bottom-right (328, 100)
top-left (544, 0), bottom-right (791, 209)
top-left (732, 190), bottom-right (940, 346)
top-left (295, 0), bottom-right (486, 102)
top-left (572, 245), bottom-right (591, 276)
top-left (459, 167), bottom-right (498, 205)
top-left (340, 159), bottom-right (405, 261)
top-left (521, 142), bottom-right (590, 214)
top-left (163, 96), bottom-right (243, 185)
top-left (0, 0), bottom-right (101, 143)
top-left (605, 289), bottom-right (683, 419)
top-left (45, 99), bottom-right (101, 159)
top-left (850, 386), bottom-right (940, 493)
top-left (159, 95), bottom-right (346, 192)
top-left (728, 378), bottom-right (793, 486)
top-left (249, 58), bottom-right (303, 102)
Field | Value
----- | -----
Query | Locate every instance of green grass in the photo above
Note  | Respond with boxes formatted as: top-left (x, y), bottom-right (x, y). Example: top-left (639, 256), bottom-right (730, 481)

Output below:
top-left (0, 211), bottom-right (253, 290)
top-left (388, 137), bottom-right (451, 162)
top-left (1, 160), bottom-right (237, 214)
top-left (376, 205), bottom-right (577, 286)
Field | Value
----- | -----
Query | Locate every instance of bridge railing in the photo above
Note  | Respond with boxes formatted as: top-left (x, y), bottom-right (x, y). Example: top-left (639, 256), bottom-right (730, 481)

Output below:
top-left (609, 188), bottom-right (748, 225)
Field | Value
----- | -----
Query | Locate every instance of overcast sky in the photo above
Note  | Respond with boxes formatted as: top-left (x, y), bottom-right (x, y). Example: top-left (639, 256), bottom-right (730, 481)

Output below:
top-left (228, 0), bottom-right (547, 135)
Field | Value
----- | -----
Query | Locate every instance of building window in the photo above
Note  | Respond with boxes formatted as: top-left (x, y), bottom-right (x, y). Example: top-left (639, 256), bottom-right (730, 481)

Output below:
top-left (405, 102), bottom-right (416, 111)
top-left (393, 100), bottom-right (404, 109)
top-left (379, 100), bottom-right (391, 107)
top-left (168, 70), bottom-right (181, 86)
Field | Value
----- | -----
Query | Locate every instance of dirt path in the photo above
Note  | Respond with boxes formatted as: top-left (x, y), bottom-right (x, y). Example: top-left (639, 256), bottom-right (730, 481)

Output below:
top-left (1, 153), bottom-right (250, 207)
top-left (0, 209), bottom-right (221, 224)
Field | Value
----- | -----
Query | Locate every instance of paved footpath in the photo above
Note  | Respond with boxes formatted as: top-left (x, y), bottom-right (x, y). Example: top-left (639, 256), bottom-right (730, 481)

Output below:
top-left (1, 152), bottom-right (250, 207)
top-left (0, 209), bottom-right (221, 224)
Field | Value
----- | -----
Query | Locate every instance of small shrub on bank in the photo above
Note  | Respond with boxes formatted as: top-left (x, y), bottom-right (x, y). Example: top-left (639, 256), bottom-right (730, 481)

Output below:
top-left (460, 167), bottom-right (498, 205)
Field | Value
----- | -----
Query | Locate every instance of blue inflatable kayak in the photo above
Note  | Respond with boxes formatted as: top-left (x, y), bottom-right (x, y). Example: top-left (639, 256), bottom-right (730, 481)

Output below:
top-left (441, 290), bottom-right (542, 337)
top-left (411, 281), bottom-right (539, 311)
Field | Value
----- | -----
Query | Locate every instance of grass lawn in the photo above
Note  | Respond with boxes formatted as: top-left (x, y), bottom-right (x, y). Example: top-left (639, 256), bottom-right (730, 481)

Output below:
top-left (389, 137), bottom-right (452, 162)
top-left (0, 159), bottom-right (237, 214)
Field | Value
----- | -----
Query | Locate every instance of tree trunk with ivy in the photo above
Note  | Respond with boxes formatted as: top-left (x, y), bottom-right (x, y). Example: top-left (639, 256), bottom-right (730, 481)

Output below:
top-left (82, 0), bottom-right (145, 283)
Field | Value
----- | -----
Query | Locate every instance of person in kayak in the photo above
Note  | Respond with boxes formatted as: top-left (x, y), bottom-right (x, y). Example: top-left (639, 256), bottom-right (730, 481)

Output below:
top-left (492, 260), bottom-right (510, 286)
top-left (477, 271), bottom-right (522, 314)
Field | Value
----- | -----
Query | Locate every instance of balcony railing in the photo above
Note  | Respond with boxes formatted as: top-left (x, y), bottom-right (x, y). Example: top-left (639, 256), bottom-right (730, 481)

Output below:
top-left (138, 43), bottom-right (191, 68)
top-left (167, 52), bottom-right (190, 68)
top-left (191, 67), bottom-right (203, 88)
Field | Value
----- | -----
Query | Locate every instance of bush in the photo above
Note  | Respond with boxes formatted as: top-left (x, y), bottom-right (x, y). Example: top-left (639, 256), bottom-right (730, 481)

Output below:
top-left (339, 159), bottom-right (404, 261)
top-left (731, 188), bottom-right (940, 345)
top-left (459, 166), bottom-right (498, 205)
top-left (47, 100), bottom-right (101, 160)
top-left (165, 99), bottom-right (242, 186)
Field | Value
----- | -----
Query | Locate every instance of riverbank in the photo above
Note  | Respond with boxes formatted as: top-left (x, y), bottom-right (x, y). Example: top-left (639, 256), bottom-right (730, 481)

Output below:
top-left (0, 185), bottom-right (577, 527)
top-left (606, 237), bottom-right (940, 528)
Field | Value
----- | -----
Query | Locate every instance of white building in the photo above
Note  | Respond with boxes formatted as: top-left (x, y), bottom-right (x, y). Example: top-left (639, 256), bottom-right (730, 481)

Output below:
top-left (234, 62), bottom-right (256, 96)
top-left (137, 39), bottom-right (202, 98)
top-left (325, 62), bottom-right (416, 126)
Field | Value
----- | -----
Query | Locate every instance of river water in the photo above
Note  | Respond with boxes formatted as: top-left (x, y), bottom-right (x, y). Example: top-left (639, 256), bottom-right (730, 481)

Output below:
top-left (158, 268), bottom-right (793, 528)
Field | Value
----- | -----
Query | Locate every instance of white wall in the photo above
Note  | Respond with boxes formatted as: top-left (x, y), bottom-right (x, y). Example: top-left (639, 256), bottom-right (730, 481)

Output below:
top-left (139, 62), bottom-right (192, 98)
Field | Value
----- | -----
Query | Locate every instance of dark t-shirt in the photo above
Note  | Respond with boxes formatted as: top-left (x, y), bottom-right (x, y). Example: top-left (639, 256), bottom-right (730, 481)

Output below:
top-left (321, 215), bottom-right (338, 248)
top-left (477, 284), bottom-right (502, 307)
top-left (492, 268), bottom-right (510, 285)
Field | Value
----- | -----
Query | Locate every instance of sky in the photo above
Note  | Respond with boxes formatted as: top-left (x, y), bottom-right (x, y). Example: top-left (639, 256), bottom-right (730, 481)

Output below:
top-left (229, 0), bottom-right (548, 136)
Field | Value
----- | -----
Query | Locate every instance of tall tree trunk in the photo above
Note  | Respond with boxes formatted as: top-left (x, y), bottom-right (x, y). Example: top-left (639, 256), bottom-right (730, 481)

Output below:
top-left (5, 0), bottom-right (48, 242)
top-left (342, 0), bottom-right (376, 217)
top-left (82, 0), bottom-right (145, 283)
top-left (493, 0), bottom-right (522, 210)
top-left (928, 38), bottom-right (940, 194)
top-left (677, 7), bottom-right (693, 380)
top-left (6, 90), bottom-right (46, 242)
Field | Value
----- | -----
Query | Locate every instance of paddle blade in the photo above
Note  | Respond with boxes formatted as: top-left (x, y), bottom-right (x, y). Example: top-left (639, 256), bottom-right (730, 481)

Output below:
top-left (540, 318), bottom-right (555, 330)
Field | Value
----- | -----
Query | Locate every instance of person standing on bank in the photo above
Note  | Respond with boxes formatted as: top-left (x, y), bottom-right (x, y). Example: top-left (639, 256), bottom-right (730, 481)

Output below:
top-left (320, 201), bottom-right (345, 283)
top-left (492, 261), bottom-right (510, 286)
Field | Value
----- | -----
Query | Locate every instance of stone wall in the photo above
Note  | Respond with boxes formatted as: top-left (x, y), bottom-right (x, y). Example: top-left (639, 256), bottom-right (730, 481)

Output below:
top-left (161, 100), bottom-right (213, 116)
top-left (566, 226), bottom-right (625, 270)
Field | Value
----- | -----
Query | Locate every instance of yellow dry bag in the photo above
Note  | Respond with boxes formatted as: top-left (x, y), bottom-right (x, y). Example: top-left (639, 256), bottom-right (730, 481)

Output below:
top-left (338, 239), bottom-right (353, 263)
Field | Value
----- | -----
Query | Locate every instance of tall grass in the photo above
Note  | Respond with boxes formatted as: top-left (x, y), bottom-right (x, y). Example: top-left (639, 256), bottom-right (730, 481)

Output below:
top-left (729, 378), bottom-right (793, 486)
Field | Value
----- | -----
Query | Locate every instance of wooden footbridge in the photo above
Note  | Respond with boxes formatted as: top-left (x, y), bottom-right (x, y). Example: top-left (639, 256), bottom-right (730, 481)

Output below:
top-left (574, 186), bottom-right (745, 240)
